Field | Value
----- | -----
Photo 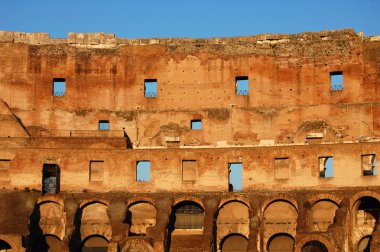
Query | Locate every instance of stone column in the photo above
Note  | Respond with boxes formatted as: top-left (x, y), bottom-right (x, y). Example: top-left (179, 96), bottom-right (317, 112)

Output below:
top-left (247, 200), bottom-right (259, 252)
top-left (296, 199), bottom-right (311, 234)
top-left (148, 198), bottom-right (172, 252)
top-left (107, 201), bottom-right (128, 245)
top-left (63, 199), bottom-right (79, 252)
top-left (202, 198), bottom-right (218, 252)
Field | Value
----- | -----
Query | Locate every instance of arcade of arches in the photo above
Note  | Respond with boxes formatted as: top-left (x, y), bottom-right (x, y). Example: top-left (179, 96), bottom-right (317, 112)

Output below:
top-left (0, 191), bottom-right (379, 251)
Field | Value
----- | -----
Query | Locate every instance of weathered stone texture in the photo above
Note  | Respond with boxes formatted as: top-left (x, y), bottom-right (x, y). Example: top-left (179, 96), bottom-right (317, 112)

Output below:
top-left (0, 29), bottom-right (379, 251)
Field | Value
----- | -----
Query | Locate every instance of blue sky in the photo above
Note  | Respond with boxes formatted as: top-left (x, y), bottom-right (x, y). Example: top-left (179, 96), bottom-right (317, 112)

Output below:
top-left (1, 0), bottom-right (379, 38)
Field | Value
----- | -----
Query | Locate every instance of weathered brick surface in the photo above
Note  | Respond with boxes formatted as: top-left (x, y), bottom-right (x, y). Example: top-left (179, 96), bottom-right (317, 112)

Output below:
top-left (0, 29), bottom-right (379, 251)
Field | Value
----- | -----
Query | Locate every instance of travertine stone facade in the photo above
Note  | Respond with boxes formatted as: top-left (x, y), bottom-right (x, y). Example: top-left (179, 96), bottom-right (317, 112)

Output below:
top-left (0, 29), bottom-right (380, 251)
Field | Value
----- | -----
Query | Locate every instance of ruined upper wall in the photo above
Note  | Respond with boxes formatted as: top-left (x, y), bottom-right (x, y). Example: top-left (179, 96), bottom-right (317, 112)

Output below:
top-left (1, 29), bottom-right (380, 145)
top-left (1, 28), bottom-right (379, 47)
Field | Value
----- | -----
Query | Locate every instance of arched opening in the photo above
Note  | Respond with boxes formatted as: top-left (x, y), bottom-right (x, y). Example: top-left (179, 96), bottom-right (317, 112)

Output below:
top-left (126, 201), bottom-right (157, 236)
top-left (267, 233), bottom-right (294, 252)
top-left (263, 200), bottom-right (298, 246)
top-left (220, 233), bottom-right (248, 252)
top-left (165, 201), bottom-right (205, 252)
top-left (357, 235), bottom-right (371, 252)
top-left (311, 199), bottom-right (339, 231)
top-left (32, 235), bottom-right (61, 252)
top-left (82, 235), bottom-right (108, 252)
top-left (216, 201), bottom-right (250, 250)
top-left (354, 197), bottom-right (380, 226)
top-left (301, 241), bottom-right (328, 252)
top-left (0, 239), bottom-right (11, 251)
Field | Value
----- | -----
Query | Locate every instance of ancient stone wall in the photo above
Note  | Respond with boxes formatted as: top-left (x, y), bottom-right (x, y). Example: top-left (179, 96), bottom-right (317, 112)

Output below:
top-left (0, 29), bottom-right (380, 251)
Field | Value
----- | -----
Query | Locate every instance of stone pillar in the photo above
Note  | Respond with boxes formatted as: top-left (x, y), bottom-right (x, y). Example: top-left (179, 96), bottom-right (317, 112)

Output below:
top-left (108, 241), bottom-right (119, 252)
top-left (296, 199), bottom-right (311, 234)
top-left (247, 200), bottom-right (259, 252)
top-left (63, 199), bottom-right (80, 252)
top-left (147, 198), bottom-right (172, 252)
top-left (202, 198), bottom-right (218, 252)
top-left (108, 201), bottom-right (128, 245)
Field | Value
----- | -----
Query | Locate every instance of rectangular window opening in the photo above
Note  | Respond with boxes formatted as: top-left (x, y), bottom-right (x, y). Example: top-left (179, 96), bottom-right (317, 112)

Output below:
top-left (330, 72), bottom-right (343, 91)
top-left (136, 161), bottom-right (150, 182)
top-left (182, 160), bottom-right (197, 181)
top-left (53, 78), bottom-right (66, 96)
top-left (89, 161), bottom-right (104, 182)
top-left (228, 162), bottom-right (242, 192)
top-left (362, 154), bottom-right (376, 176)
top-left (42, 164), bottom-right (60, 194)
top-left (144, 79), bottom-right (157, 98)
top-left (319, 157), bottom-right (333, 178)
top-left (236, 76), bottom-right (249, 95)
top-left (98, 120), bottom-right (110, 130)
top-left (191, 120), bottom-right (202, 130)
top-left (275, 158), bottom-right (289, 180)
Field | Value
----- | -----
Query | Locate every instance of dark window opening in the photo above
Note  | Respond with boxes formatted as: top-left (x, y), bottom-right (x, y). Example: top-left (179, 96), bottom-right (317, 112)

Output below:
top-left (144, 79), bottom-right (157, 97)
top-left (319, 157), bottom-right (333, 178)
top-left (330, 72), bottom-right (343, 91)
top-left (42, 164), bottom-right (60, 194)
top-left (136, 161), bottom-right (150, 182)
top-left (53, 78), bottom-right (66, 96)
top-left (191, 119), bottom-right (202, 130)
top-left (98, 120), bottom-right (110, 130)
top-left (362, 154), bottom-right (376, 176)
top-left (228, 162), bottom-right (242, 192)
top-left (236, 76), bottom-right (249, 95)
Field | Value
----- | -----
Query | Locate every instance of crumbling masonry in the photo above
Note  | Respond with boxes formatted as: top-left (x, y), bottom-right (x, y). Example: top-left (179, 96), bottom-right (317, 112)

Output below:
top-left (0, 29), bottom-right (380, 252)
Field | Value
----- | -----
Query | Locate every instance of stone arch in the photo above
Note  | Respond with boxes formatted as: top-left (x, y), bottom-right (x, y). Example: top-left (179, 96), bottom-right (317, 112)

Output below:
top-left (82, 235), bottom-right (109, 252)
top-left (350, 191), bottom-right (380, 209)
top-left (173, 196), bottom-right (205, 210)
top-left (308, 193), bottom-right (342, 206)
top-left (351, 196), bottom-right (380, 248)
top-left (263, 200), bottom-right (298, 246)
top-left (38, 201), bottom-right (66, 239)
top-left (261, 197), bottom-right (298, 215)
top-left (32, 234), bottom-right (61, 252)
top-left (127, 196), bottom-right (156, 208)
top-left (126, 201), bottom-right (157, 236)
top-left (216, 200), bottom-right (250, 250)
top-left (80, 199), bottom-right (109, 209)
top-left (295, 235), bottom-right (336, 252)
top-left (356, 235), bottom-right (371, 252)
top-left (0, 239), bottom-right (11, 251)
top-left (310, 199), bottom-right (339, 232)
top-left (220, 233), bottom-right (248, 252)
top-left (121, 237), bottom-right (154, 252)
top-left (267, 233), bottom-right (294, 252)
top-left (165, 200), bottom-right (205, 252)
top-left (301, 240), bottom-right (328, 252)
top-left (80, 201), bottom-right (112, 242)
top-left (218, 196), bottom-right (251, 210)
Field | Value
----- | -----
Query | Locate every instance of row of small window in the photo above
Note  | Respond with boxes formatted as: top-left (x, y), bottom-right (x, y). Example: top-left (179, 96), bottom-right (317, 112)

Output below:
top-left (52, 72), bottom-right (344, 97)
top-left (97, 119), bottom-right (202, 130)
